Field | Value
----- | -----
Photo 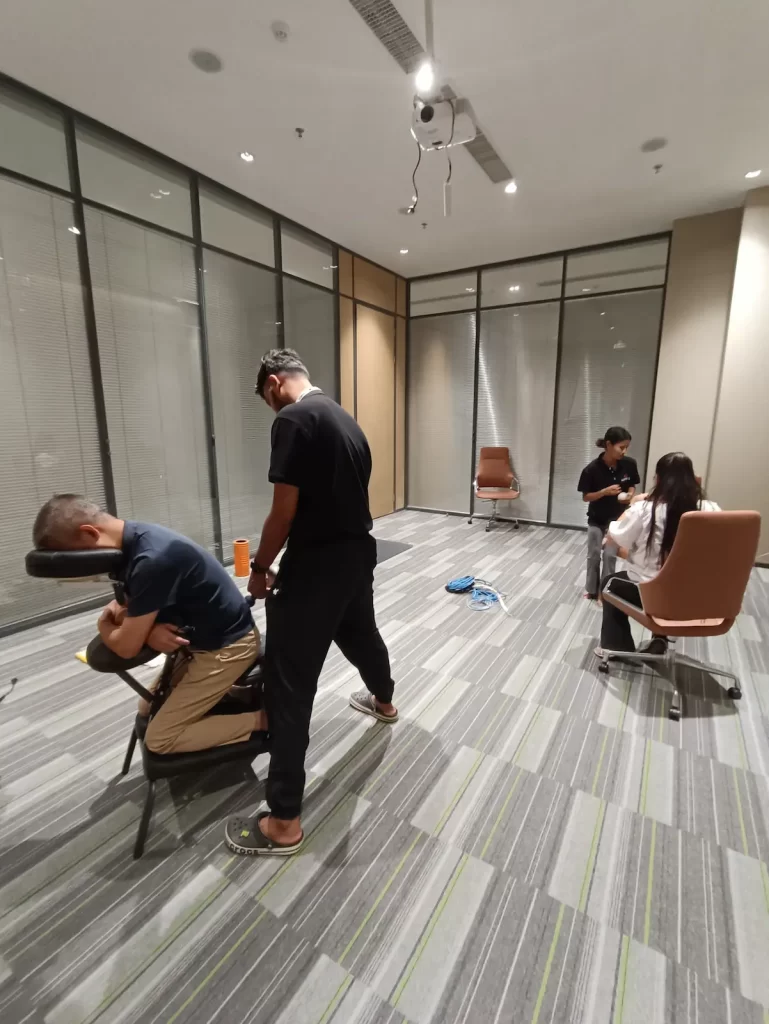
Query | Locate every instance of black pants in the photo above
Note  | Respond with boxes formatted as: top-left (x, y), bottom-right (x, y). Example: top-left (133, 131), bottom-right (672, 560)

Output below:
top-left (264, 536), bottom-right (395, 820)
top-left (600, 571), bottom-right (644, 652)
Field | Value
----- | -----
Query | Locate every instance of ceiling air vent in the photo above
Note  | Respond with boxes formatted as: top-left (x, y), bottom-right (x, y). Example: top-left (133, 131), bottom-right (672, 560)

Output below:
top-left (346, 0), bottom-right (423, 73)
top-left (347, 0), bottom-right (512, 184)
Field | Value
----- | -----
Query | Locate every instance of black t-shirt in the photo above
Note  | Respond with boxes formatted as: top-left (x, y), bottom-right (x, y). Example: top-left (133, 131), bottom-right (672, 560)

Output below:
top-left (577, 455), bottom-right (640, 526)
top-left (119, 521), bottom-right (253, 650)
top-left (269, 391), bottom-right (373, 550)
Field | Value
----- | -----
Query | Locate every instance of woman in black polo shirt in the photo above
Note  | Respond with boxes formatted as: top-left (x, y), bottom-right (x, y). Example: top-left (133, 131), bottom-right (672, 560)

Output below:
top-left (577, 426), bottom-right (640, 599)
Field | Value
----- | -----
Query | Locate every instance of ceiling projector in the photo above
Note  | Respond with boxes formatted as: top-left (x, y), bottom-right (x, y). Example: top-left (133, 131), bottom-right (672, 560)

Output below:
top-left (411, 98), bottom-right (477, 151)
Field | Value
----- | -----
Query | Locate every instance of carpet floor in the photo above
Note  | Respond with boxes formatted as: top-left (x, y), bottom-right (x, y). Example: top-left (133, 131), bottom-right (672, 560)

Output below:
top-left (1, 510), bottom-right (768, 1023)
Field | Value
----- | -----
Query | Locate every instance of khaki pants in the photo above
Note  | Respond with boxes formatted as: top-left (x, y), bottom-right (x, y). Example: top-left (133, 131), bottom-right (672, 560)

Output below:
top-left (139, 628), bottom-right (260, 754)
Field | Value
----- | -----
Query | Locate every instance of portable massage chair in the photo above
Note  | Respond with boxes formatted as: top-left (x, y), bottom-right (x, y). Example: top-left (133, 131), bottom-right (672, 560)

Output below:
top-left (25, 548), bottom-right (268, 858)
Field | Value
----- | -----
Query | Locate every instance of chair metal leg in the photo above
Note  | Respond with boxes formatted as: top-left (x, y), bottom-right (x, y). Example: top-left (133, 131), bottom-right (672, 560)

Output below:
top-left (673, 654), bottom-right (741, 700)
top-left (121, 727), bottom-right (138, 776)
top-left (134, 780), bottom-right (156, 859)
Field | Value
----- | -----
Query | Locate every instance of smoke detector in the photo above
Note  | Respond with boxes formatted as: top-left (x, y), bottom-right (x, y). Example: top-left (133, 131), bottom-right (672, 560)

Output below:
top-left (271, 21), bottom-right (290, 42)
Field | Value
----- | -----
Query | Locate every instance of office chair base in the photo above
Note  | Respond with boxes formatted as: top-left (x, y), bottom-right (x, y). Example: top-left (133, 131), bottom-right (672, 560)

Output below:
top-left (469, 501), bottom-right (519, 533)
top-left (596, 647), bottom-right (742, 720)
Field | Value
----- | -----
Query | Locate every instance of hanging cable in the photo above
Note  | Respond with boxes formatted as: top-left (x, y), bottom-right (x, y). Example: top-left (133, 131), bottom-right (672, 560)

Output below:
top-left (444, 99), bottom-right (456, 185)
top-left (407, 137), bottom-right (422, 215)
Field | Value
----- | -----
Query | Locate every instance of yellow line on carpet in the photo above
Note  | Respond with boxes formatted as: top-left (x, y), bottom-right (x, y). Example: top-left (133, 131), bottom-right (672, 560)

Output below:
top-left (643, 820), bottom-right (657, 946)
top-left (480, 768), bottom-right (522, 860)
top-left (578, 800), bottom-right (606, 914)
top-left (591, 731), bottom-right (609, 796)
top-left (613, 934), bottom-right (630, 1024)
top-left (164, 907), bottom-right (269, 1024)
top-left (530, 902), bottom-right (565, 1024)
top-left (639, 739), bottom-right (652, 817)
top-left (339, 832), bottom-right (424, 965)
top-left (433, 753), bottom-right (483, 837)
top-left (318, 975), bottom-right (353, 1024)
top-left (391, 854), bottom-right (468, 1006)
top-left (732, 767), bottom-right (749, 856)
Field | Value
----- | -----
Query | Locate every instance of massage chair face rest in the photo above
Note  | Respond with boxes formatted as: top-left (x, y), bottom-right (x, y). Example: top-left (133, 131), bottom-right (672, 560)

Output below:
top-left (25, 547), bottom-right (126, 580)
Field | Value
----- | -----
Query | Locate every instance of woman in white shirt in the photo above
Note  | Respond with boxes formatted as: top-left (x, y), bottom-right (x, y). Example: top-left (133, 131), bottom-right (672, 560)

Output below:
top-left (597, 452), bottom-right (720, 654)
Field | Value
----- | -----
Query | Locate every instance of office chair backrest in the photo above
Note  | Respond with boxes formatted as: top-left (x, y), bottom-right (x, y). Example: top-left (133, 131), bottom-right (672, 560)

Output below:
top-left (477, 447), bottom-right (514, 489)
top-left (640, 510), bottom-right (760, 622)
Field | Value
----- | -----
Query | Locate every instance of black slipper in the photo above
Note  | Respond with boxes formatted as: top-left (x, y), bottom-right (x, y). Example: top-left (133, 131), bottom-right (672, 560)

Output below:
top-left (224, 812), bottom-right (304, 857)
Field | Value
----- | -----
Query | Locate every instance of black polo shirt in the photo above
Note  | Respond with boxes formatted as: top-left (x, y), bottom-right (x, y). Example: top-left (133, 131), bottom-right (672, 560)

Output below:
top-left (119, 521), bottom-right (253, 650)
top-left (577, 455), bottom-right (640, 526)
top-left (268, 391), bottom-right (373, 550)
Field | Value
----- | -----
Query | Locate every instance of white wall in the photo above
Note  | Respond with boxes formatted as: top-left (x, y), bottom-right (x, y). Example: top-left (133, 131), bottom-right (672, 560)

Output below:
top-left (646, 208), bottom-right (741, 483)
top-left (708, 187), bottom-right (769, 564)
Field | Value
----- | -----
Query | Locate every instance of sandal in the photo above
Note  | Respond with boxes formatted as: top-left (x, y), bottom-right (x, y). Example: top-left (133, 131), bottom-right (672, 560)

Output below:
top-left (224, 812), bottom-right (303, 857)
top-left (349, 690), bottom-right (399, 723)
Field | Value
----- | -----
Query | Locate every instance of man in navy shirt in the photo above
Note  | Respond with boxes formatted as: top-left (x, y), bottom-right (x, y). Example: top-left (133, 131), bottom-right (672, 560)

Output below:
top-left (32, 494), bottom-right (265, 754)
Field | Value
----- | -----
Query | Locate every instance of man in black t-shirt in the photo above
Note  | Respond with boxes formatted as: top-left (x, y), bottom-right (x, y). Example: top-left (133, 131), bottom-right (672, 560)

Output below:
top-left (224, 350), bottom-right (397, 858)
top-left (31, 495), bottom-right (265, 754)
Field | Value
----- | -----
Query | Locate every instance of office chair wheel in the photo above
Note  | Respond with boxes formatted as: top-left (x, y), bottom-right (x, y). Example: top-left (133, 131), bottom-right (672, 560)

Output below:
top-left (467, 518), bottom-right (473, 525)
top-left (513, 522), bottom-right (519, 530)
top-left (598, 661), bottom-right (609, 674)
top-left (668, 706), bottom-right (681, 722)
top-left (727, 686), bottom-right (742, 701)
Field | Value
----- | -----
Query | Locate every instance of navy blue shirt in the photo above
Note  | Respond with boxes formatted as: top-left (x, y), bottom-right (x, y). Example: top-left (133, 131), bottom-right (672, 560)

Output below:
top-left (119, 522), bottom-right (253, 651)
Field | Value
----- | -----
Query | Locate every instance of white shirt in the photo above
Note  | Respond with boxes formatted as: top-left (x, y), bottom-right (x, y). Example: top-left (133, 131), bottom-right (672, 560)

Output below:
top-left (608, 498), bottom-right (721, 584)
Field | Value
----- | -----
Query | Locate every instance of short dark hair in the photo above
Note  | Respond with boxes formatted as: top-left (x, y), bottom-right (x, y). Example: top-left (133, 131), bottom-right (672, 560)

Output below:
top-left (32, 494), bottom-right (106, 549)
top-left (255, 348), bottom-right (309, 398)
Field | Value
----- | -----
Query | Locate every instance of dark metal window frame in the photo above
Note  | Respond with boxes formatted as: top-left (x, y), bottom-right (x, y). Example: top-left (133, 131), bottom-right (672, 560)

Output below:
top-left (0, 71), bottom-right (397, 636)
top-left (406, 232), bottom-right (672, 525)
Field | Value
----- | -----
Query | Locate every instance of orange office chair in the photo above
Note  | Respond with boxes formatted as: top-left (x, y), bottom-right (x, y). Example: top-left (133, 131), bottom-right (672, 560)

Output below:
top-left (598, 510), bottom-right (760, 720)
top-left (468, 446), bottom-right (520, 532)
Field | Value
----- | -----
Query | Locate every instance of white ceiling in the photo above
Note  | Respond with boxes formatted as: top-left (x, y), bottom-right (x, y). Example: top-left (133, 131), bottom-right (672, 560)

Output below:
top-left (1, 0), bottom-right (768, 276)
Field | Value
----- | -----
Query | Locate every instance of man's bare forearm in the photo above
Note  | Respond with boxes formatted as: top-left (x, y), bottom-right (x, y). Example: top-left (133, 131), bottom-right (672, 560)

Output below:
top-left (253, 510), bottom-right (293, 569)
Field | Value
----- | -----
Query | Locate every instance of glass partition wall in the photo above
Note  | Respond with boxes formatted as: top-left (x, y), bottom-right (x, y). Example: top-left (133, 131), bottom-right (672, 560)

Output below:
top-left (408, 238), bottom-right (669, 522)
top-left (0, 78), bottom-right (350, 635)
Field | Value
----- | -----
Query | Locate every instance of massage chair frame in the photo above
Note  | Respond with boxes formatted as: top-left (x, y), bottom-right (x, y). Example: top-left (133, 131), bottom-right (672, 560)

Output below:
top-left (25, 548), bottom-right (267, 858)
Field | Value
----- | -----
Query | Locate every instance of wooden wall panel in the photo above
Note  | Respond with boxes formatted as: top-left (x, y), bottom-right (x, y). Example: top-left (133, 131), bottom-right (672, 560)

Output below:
top-left (396, 277), bottom-right (407, 317)
top-left (338, 250), bottom-right (353, 298)
top-left (339, 296), bottom-right (355, 415)
top-left (395, 316), bottom-right (406, 509)
top-left (354, 256), bottom-right (396, 313)
top-left (356, 305), bottom-right (395, 519)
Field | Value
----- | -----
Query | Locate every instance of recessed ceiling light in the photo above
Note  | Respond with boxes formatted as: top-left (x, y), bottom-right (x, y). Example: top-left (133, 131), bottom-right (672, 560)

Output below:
top-left (400, 248), bottom-right (409, 254)
top-left (610, 326), bottom-right (615, 330)
top-left (240, 151), bottom-right (255, 163)
top-left (158, 189), bottom-right (170, 196)
top-left (582, 287), bottom-right (592, 292)
top-left (745, 169), bottom-right (762, 179)
top-left (68, 226), bottom-right (81, 235)
top-left (150, 192), bottom-right (163, 199)
top-left (504, 180), bottom-right (518, 194)
top-left (600, 311), bottom-right (606, 316)
top-left (613, 341), bottom-right (627, 350)
top-left (465, 287), bottom-right (475, 292)
top-left (508, 285), bottom-right (520, 292)
top-left (189, 49), bottom-right (223, 73)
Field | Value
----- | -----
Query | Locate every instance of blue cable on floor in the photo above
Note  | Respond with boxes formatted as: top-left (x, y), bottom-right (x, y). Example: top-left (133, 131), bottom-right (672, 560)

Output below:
top-left (446, 575), bottom-right (509, 613)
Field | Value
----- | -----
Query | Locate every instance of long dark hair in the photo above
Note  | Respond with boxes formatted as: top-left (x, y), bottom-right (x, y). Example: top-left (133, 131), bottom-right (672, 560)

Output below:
top-left (595, 426), bottom-right (632, 449)
top-left (646, 452), bottom-right (705, 565)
